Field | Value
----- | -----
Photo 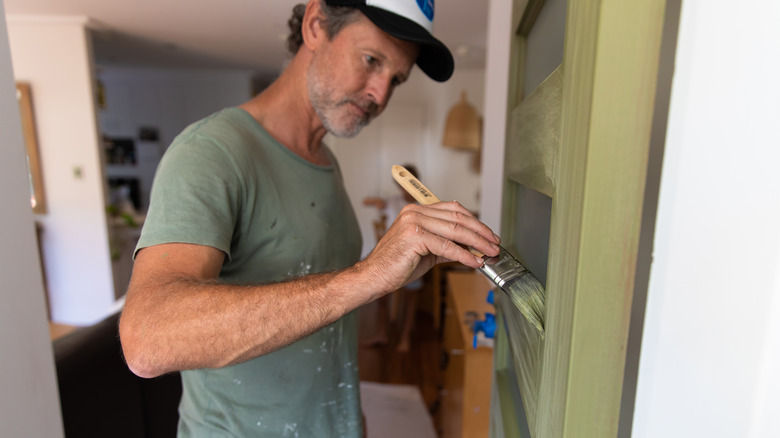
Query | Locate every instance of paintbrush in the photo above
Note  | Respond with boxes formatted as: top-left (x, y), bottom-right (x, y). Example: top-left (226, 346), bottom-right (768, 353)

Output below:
top-left (391, 165), bottom-right (546, 336)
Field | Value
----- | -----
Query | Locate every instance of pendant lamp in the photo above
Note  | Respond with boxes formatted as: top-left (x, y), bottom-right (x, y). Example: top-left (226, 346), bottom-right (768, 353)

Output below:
top-left (442, 90), bottom-right (481, 151)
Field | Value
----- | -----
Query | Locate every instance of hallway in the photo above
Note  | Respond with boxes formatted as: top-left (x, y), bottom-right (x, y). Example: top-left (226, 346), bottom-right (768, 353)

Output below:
top-left (358, 281), bottom-right (444, 435)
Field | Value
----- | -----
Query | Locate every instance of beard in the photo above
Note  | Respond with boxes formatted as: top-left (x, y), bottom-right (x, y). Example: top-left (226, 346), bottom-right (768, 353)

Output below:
top-left (307, 60), bottom-right (379, 138)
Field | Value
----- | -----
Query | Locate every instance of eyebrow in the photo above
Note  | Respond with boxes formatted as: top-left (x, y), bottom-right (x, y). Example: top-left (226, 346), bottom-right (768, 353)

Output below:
top-left (364, 48), bottom-right (413, 85)
top-left (394, 69), bottom-right (410, 84)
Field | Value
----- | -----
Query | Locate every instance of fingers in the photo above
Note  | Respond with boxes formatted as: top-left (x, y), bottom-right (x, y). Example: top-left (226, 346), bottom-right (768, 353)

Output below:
top-left (396, 201), bottom-right (501, 261)
top-left (410, 228), bottom-right (486, 269)
top-left (362, 200), bottom-right (501, 296)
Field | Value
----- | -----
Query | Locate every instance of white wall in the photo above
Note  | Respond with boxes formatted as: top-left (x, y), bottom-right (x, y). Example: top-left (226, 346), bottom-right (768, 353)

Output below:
top-left (98, 66), bottom-right (255, 155)
top-left (6, 22), bottom-right (256, 324)
top-left (392, 68), bottom-right (485, 213)
top-left (99, 66), bottom-right (254, 216)
top-left (479, 0), bottom-right (513, 234)
top-left (329, 68), bottom-right (485, 257)
top-left (8, 17), bottom-right (115, 325)
top-left (633, 1), bottom-right (780, 436)
top-left (0, 1), bottom-right (64, 435)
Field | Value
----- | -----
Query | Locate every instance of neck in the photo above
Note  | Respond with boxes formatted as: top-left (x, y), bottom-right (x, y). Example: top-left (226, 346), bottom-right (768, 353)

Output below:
top-left (239, 52), bottom-right (330, 165)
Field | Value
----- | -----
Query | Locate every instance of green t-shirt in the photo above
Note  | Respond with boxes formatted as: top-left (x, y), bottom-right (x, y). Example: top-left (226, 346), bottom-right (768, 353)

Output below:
top-left (136, 108), bottom-right (364, 437)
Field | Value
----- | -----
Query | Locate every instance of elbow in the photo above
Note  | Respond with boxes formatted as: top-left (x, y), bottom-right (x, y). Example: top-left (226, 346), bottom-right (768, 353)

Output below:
top-left (123, 353), bottom-right (163, 379)
top-left (125, 360), bottom-right (162, 380)
top-left (119, 312), bottom-right (166, 379)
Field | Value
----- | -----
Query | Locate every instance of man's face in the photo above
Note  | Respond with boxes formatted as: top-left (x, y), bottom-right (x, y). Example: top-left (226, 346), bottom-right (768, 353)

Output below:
top-left (307, 13), bottom-right (419, 138)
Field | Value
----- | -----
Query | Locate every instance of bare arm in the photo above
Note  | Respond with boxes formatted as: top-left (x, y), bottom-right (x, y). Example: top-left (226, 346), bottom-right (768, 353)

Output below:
top-left (120, 242), bottom-right (374, 378)
top-left (119, 200), bottom-right (499, 378)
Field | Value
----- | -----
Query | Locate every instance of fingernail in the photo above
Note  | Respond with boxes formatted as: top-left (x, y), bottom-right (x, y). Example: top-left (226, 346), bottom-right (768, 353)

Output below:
top-left (475, 255), bottom-right (485, 266)
top-left (493, 233), bottom-right (501, 243)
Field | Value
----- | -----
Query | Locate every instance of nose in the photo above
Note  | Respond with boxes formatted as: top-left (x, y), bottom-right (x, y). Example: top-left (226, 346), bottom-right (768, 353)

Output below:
top-left (365, 74), bottom-right (395, 109)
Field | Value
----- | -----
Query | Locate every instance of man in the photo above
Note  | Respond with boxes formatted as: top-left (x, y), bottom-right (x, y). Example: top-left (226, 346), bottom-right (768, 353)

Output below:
top-left (119, 1), bottom-right (500, 436)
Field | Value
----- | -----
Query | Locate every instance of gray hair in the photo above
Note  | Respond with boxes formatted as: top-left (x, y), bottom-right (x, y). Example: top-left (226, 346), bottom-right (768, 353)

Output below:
top-left (286, 1), bottom-right (362, 54)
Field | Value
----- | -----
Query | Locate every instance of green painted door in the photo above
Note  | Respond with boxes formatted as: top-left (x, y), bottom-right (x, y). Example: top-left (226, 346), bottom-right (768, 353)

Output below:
top-left (490, 1), bottom-right (667, 436)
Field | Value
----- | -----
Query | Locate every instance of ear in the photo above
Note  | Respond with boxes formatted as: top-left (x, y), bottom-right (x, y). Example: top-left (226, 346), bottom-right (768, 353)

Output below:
top-left (301, 0), bottom-right (327, 51)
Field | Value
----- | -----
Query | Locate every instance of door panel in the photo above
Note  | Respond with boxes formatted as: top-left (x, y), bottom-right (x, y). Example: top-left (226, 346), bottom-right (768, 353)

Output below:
top-left (493, 2), bottom-right (564, 436)
top-left (491, 1), bottom-right (667, 436)
top-left (497, 70), bottom-right (559, 435)
top-left (506, 67), bottom-right (562, 198)
top-left (523, 0), bottom-right (567, 98)
top-left (510, 184), bottom-right (552, 287)
top-left (492, 308), bottom-right (533, 437)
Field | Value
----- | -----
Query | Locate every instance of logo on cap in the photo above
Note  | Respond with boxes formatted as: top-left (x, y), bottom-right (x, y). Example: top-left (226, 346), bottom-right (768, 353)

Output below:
top-left (416, 0), bottom-right (434, 22)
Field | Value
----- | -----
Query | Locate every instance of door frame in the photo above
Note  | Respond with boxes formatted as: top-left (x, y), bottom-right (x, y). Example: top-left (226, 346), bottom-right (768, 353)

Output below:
top-left (492, 1), bottom-right (668, 436)
top-left (543, 2), bottom-right (668, 436)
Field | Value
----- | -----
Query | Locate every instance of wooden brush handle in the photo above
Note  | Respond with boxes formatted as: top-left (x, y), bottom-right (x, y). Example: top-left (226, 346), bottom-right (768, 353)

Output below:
top-left (391, 165), bottom-right (486, 259)
top-left (391, 165), bottom-right (441, 204)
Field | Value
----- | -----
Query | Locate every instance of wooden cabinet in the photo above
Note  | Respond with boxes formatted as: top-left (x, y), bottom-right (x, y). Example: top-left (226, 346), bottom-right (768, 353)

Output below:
top-left (440, 271), bottom-right (495, 438)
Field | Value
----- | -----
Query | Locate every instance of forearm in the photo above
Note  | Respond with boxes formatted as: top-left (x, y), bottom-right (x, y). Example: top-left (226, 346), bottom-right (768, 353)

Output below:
top-left (120, 264), bottom-right (376, 378)
top-left (121, 200), bottom-right (500, 378)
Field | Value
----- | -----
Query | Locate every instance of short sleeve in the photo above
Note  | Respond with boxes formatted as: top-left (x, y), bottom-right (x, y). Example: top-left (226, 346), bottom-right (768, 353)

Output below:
top-left (135, 133), bottom-right (242, 260)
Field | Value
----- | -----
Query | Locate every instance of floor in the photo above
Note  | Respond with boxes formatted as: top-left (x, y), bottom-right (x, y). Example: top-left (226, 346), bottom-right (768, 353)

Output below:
top-left (357, 277), bottom-right (445, 435)
top-left (360, 381), bottom-right (438, 438)
top-left (49, 321), bottom-right (78, 340)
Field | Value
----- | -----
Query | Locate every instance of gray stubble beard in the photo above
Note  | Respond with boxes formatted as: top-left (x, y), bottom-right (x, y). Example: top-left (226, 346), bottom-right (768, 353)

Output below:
top-left (307, 62), bottom-right (376, 139)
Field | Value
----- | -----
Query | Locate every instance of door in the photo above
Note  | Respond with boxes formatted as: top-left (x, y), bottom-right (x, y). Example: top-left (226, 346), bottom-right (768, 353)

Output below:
top-left (490, 1), bottom-right (667, 436)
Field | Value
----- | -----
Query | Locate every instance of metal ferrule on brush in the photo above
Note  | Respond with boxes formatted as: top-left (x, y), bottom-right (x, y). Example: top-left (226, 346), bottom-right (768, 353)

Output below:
top-left (477, 247), bottom-right (529, 288)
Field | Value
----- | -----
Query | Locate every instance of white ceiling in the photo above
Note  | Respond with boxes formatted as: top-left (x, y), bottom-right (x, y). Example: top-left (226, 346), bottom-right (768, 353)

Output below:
top-left (4, 0), bottom-right (488, 77)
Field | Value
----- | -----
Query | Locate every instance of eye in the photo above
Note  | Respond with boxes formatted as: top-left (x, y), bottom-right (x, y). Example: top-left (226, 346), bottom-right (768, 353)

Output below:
top-left (364, 54), bottom-right (379, 67)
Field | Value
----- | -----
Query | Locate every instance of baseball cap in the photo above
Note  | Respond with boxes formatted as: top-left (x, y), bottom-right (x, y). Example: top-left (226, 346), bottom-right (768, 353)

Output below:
top-left (324, 0), bottom-right (454, 82)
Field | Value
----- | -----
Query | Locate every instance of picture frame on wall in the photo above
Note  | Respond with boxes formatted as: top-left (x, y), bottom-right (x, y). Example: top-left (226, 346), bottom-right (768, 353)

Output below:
top-left (16, 82), bottom-right (47, 215)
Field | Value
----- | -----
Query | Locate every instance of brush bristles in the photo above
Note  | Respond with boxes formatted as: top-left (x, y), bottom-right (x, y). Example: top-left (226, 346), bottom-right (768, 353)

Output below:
top-left (502, 274), bottom-right (546, 336)
top-left (477, 248), bottom-right (546, 336)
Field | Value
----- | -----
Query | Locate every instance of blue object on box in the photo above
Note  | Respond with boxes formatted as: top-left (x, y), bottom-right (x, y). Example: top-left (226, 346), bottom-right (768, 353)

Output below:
top-left (487, 290), bottom-right (495, 305)
top-left (472, 313), bottom-right (496, 348)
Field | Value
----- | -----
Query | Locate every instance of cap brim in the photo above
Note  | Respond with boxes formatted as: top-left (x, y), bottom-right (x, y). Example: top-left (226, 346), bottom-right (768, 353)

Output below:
top-left (357, 6), bottom-right (454, 82)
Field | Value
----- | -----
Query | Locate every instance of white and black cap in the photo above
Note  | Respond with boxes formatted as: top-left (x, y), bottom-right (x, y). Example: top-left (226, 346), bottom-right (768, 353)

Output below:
top-left (324, 0), bottom-right (454, 82)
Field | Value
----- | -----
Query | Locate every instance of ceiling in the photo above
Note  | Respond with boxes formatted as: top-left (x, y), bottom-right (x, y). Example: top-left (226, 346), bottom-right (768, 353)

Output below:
top-left (4, 0), bottom-right (488, 78)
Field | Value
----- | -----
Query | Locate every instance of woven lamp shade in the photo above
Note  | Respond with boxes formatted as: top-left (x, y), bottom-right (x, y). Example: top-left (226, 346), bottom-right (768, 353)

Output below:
top-left (442, 91), bottom-right (481, 151)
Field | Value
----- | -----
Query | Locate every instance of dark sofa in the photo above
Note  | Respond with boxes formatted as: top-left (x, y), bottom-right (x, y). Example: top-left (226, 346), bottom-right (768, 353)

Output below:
top-left (53, 311), bottom-right (182, 438)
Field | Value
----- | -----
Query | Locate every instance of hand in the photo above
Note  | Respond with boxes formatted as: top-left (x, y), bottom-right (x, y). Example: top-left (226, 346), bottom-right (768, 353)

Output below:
top-left (361, 201), bottom-right (500, 294)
